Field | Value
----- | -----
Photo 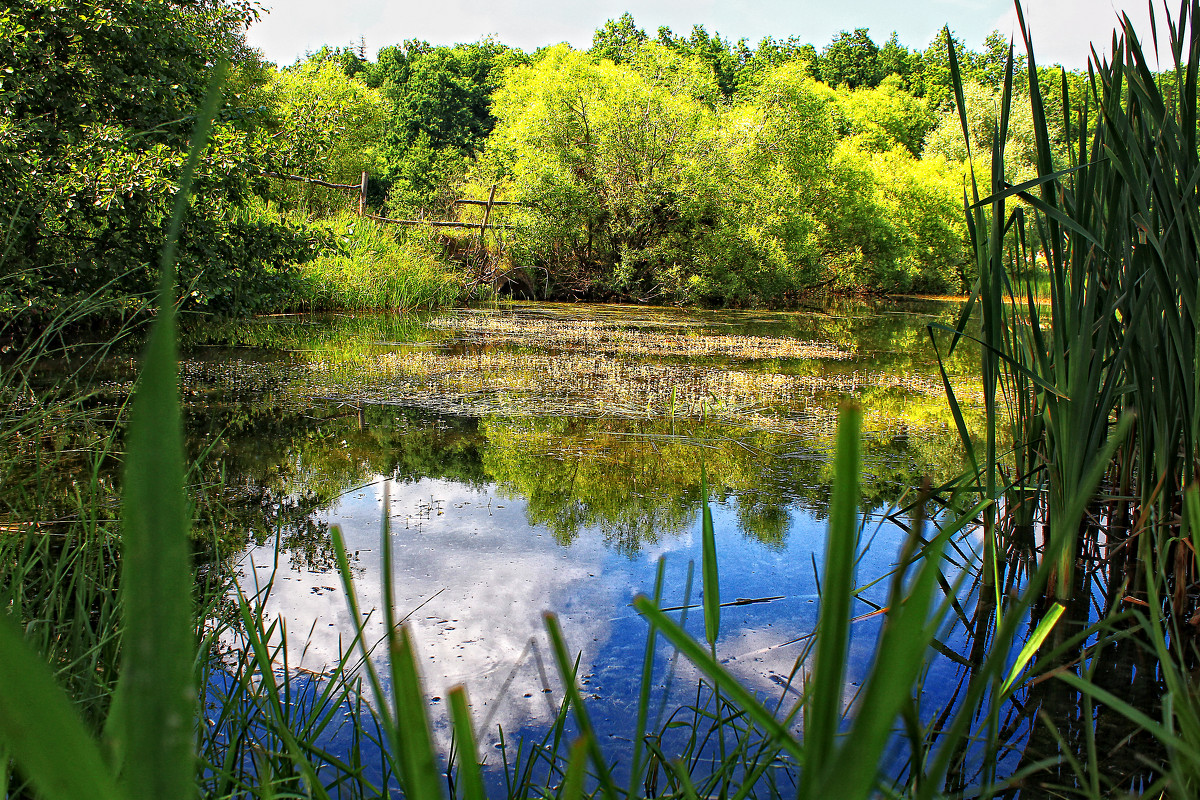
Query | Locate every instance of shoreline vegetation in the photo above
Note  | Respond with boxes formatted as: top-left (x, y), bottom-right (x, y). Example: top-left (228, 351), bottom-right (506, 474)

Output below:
top-left (4, 1), bottom-right (1200, 799)
top-left (3, 0), bottom-right (1111, 326)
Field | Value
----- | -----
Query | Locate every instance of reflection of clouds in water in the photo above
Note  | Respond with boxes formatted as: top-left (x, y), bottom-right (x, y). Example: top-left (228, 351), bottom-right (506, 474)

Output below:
top-left (240, 477), bottom-right (620, 745)
top-left (235, 471), bottom-right (929, 762)
top-left (638, 531), bottom-right (696, 566)
top-left (717, 611), bottom-right (886, 720)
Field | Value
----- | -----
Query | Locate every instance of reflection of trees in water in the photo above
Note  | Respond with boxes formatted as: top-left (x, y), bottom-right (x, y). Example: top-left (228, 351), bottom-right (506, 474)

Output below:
top-left (188, 388), bottom-right (488, 567)
top-left (193, 384), bottom-right (972, 560)
top-left (189, 335), bottom-right (974, 562)
top-left (480, 412), bottom-right (969, 554)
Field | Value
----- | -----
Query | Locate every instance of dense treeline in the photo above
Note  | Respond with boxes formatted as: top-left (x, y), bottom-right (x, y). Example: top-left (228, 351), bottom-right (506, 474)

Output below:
top-left (0, 2), bottom-right (1107, 316)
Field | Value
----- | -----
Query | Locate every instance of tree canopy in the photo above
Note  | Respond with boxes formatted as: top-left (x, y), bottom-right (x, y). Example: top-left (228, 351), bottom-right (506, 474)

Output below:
top-left (0, 7), bottom-right (1111, 317)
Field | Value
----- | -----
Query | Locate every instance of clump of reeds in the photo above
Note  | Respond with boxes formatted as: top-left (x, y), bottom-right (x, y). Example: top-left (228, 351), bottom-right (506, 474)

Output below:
top-left (941, 0), bottom-right (1200, 608)
top-left (936, 0), bottom-right (1200, 793)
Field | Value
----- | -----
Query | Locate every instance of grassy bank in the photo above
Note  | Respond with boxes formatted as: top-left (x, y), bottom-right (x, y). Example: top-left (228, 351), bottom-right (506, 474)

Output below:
top-left (288, 211), bottom-right (480, 312)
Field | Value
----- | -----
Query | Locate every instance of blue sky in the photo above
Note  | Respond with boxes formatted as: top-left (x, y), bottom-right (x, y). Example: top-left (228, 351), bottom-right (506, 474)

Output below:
top-left (245, 0), bottom-right (1164, 71)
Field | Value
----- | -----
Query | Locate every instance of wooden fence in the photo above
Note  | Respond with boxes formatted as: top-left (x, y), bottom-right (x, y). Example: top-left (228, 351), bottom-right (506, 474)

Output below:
top-left (264, 170), bottom-right (531, 294)
top-left (264, 171), bottom-right (518, 233)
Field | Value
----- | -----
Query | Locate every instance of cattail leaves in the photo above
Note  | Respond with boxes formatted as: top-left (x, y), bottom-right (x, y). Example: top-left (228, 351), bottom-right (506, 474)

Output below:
top-left (938, 0), bottom-right (1200, 604)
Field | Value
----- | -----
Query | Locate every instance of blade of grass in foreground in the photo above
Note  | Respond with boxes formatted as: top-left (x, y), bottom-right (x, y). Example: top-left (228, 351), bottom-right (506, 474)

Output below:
top-left (631, 597), bottom-right (805, 764)
top-left (544, 612), bottom-right (620, 799)
top-left (817, 516), bottom-right (955, 799)
top-left (0, 619), bottom-right (123, 800)
top-left (798, 401), bottom-right (862, 796)
top-left (378, 483), bottom-right (443, 800)
top-left (112, 60), bottom-right (228, 800)
top-left (999, 603), bottom-right (1065, 699)
top-left (701, 463), bottom-right (720, 650)
top-left (449, 686), bottom-right (486, 800)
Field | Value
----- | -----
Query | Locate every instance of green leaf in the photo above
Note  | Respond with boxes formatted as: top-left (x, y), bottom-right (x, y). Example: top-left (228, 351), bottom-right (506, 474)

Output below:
top-left (389, 626), bottom-right (443, 800)
top-left (0, 616), bottom-right (124, 800)
top-left (543, 612), bottom-right (621, 799)
top-left (999, 603), bottom-right (1065, 698)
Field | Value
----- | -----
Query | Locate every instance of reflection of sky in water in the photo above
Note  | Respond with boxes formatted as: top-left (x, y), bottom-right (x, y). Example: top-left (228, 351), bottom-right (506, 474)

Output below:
top-left (209, 300), bottom-right (982, 777)
top-left (239, 468), bottom-right (954, 760)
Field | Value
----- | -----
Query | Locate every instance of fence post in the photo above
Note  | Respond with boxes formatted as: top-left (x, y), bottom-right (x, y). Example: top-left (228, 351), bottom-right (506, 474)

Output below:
top-left (358, 171), bottom-right (368, 216)
top-left (479, 184), bottom-right (497, 243)
top-left (477, 185), bottom-right (498, 285)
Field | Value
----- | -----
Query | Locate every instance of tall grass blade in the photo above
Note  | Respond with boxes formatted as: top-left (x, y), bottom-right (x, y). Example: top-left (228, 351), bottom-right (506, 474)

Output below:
top-left (233, 591), bottom-right (335, 800)
top-left (560, 735), bottom-right (590, 800)
top-left (818, 518), bottom-right (954, 799)
top-left (631, 597), bottom-right (805, 764)
top-left (543, 612), bottom-right (620, 799)
top-left (0, 619), bottom-right (124, 800)
top-left (700, 463), bottom-right (720, 650)
top-left (449, 686), bottom-right (485, 800)
top-left (390, 625), bottom-right (444, 800)
top-left (798, 401), bottom-right (862, 795)
top-left (113, 60), bottom-right (227, 800)
top-left (628, 557), bottom-right (667, 799)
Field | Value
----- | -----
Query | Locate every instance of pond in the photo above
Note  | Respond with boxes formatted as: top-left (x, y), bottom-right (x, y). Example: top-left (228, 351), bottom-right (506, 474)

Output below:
top-left (180, 299), bottom-right (984, 781)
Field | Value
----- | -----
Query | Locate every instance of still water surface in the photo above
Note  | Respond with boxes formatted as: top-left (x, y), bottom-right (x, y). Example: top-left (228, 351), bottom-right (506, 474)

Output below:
top-left (184, 299), bottom-right (981, 764)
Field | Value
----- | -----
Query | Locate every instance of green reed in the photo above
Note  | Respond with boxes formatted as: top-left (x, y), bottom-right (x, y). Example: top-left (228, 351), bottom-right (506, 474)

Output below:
top-left (933, 0), bottom-right (1200, 793)
top-left (940, 0), bottom-right (1200, 610)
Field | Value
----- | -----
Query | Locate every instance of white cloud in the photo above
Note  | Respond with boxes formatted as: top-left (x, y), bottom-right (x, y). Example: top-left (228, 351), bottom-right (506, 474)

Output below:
top-left (991, 0), bottom-right (1175, 68)
top-left (245, 0), bottom-right (1178, 68)
top-left (238, 477), bottom-right (632, 747)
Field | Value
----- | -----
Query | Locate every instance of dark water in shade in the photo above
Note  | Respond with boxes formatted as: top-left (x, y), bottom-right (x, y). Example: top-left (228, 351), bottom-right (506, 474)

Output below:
top-left (184, 299), bottom-right (985, 775)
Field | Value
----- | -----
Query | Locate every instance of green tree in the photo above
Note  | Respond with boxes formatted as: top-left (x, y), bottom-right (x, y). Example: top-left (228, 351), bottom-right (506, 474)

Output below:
top-left (0, 0), bottom-right (310, 317)
top-left (369, 38), bottom-right (522, 213)
top-left (831, 76), bottom-right (935, 155)
top-left (917, 30), bottom-right (966, 110)
top-left (712, 63), bottom-right (841, 299)
top-left (972, 30), bottom-right (1024, 89)
top-left (590, 13), bottom-right (648, 65)
top-left (874, 32), bottom-right (921, 89)
top-left (486, 45), bottom-right (724, 301)
top-left (304, 43), bottom-right (368, 79)
top-left (819, 29), bottom-right (880, 89)
top-left (626, 42), bottom-right (722, 104)
top-left (923, 79), bottom-right (1049, 184)
top-left (264, 61), bottom-right (387, 214)
top-left (656, 24), bottom-right (743, 98)
top-left (734, 36), bottom-right (818, 95)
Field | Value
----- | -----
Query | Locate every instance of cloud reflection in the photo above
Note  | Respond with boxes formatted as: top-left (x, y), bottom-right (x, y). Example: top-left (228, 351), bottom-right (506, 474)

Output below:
top-left (240, 476), bottom-right (630, 744)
